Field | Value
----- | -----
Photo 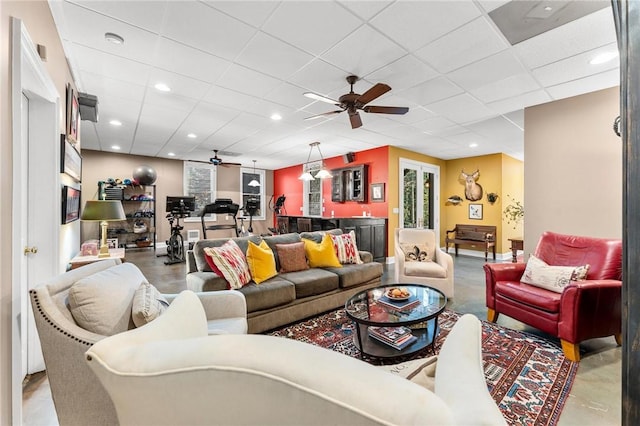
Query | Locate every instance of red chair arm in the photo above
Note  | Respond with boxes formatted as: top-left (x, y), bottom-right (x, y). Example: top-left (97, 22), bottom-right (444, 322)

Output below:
top-left (559, 279), bottom-right (622, 343)
top-left (483, 263), bottom-right (526, 309)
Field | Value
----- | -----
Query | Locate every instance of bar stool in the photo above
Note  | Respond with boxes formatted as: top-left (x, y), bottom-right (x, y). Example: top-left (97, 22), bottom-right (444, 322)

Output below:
top-left (296, 218), bottom-right (312, 232)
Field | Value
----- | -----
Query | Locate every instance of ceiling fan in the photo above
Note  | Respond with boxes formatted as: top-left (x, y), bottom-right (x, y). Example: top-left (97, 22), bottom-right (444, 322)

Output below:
top-left (304, 75), bottom-right (409, 129)
top-left (190, 149), bottom-right (242, 167)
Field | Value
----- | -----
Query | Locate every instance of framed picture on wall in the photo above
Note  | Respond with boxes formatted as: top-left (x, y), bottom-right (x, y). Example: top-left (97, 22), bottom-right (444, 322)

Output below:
top-left (66, 83), bottom-right (79, 144)
top-left (60, 134), bottom-right (82, 182)
top-left (371, 183), bottom-right (385, 202)
top-left (62, 185), bottom-right (81, 224)
top-left (469, 203), bottom-right (483, 220)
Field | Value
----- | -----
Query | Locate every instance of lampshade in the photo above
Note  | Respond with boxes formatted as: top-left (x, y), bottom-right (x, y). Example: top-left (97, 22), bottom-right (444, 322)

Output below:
top-left (81, 200), bottom-right (126, 221)
top-left (298, 141), bottom-right (332, 181)
top-left (248, 160), bottom-right (261, 187)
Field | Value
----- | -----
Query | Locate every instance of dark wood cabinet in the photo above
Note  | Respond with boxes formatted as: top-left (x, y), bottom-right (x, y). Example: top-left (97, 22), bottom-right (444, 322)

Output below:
top-left (337, 217), bottom-right (387, 262)
top-left (331, 164), bottom-right (368, 202)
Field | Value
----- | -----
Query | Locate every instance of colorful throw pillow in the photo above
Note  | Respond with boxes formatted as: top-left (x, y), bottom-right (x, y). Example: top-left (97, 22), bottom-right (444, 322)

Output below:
top-left (400, 243), bottom-right (432, 262)
top-left (521, 254), bottom-right (590, 293)
top-left (131, 281), bottom-right (170, 327)
top-left (302, 234), bottom-right (342, 268)
top-left (246, 240), bottom-right (277, 284)
top-left (276, 242), bottom-right (309, 273)
top-left (330, 231), bottom-right (363, 264)
top-left (203, 240), bottom-right (252, 289)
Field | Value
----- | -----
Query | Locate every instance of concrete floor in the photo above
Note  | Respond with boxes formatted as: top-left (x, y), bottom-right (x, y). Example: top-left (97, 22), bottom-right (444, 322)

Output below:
top-left (22, 250), bottom-right (621, 425)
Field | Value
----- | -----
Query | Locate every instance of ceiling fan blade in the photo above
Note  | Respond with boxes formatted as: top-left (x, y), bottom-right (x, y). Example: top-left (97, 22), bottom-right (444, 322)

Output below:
top-left (221, 162), bottom-right (242, 167)
top-left (363, 105), bottom-right (409, 115)
top-left (304, 110), bottom-right (343, 121)
top-left (349, 111), bottom-right (363, 129)
top-left (356, 83), bottom-right (391, 106)
top-left (188, 159), bottom-right (214, 165)
top-left (303, 92), bottom-right (340, 105)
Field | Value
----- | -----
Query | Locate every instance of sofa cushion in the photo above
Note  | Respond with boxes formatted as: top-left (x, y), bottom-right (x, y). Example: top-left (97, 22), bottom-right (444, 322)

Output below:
top-left (521, 254), bottom-right (589, 293)
top-left (330, 231), bottom-right (363, 264)
top-left (324, 262), bottom-right (384, 288)
top-left (68, 263), bottom-right (147, 335)
top-left (299, 228), bottom-right (342, 243)
top-left (404, 261), bottom-right (447, 278)
top-left (495, 280), bottom-right (561, 313)
top-left (275, 242), bottom-right (309, 273)
top-left (263, 233), bottom-right (302, 271)
top-left (237, 277), bottom-right (296, 312)
top-left (302, 234), bottom-right (342, 268)
top-left (279, 268), bottom-right (339, 298)
top-left (203, 240), bottom-right (252, 289)
top-left (193, 236), bottom-right (261, 273)
top-left (246, 240), bottom-right (277, 284)
top-left (132, 282), bottom-right (169, 327)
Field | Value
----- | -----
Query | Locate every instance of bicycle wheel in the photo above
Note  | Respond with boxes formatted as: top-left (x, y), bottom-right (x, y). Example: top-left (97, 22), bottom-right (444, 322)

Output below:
top-left (166, 237), bottom-right (174, 258)
top-left (173, 233), bottom-right (184, 261)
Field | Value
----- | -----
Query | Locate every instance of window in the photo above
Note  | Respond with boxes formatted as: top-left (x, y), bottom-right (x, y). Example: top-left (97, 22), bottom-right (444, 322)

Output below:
top-left (239, 166), bottom-right (265, 220)
top-left (304, 161), bottom-right (322, 217)
top-left (183, 161), bottom-right (216, 221)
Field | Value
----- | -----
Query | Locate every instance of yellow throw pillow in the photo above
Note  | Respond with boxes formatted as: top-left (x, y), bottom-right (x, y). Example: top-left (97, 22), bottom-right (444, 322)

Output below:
top-left (246, 240), bottom-right (277, 284)
top-left (302, 234), bottom-right (342, 268)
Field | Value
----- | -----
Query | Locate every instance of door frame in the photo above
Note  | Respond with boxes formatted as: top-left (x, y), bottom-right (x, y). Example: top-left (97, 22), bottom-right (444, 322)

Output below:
top-left (398, 158), bottom-right (441, 243)
top-left (11, 18), bottom-right (60, 424)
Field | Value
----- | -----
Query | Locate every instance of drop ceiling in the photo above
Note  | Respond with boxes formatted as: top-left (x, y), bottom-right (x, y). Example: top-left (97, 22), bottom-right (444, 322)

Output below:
top-left (49, 0), bottom-right (619, 170)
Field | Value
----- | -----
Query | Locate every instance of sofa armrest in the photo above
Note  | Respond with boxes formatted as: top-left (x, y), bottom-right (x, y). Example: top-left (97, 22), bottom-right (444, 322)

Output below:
top-left (559, 279), bottom-right (622, 343)
top-left (433, 248), bottom-right (453, 276)
top-left (483, 263), bottom-right (527, 310)
top-left (186, 250), bottom-right (198, 274)
top-left (358, 250), bottom-right (373, 263)
top-left (165, 290), bottom-right (247, 322)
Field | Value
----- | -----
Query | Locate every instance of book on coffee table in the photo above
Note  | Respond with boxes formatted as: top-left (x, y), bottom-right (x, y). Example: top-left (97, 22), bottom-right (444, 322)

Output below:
top-left (368, 327), bottom-right (417, 350)
top-left (376, 295), bottom-right (421, 311)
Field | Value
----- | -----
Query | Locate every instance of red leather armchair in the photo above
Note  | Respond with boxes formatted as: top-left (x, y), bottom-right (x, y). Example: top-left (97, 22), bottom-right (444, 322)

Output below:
top-left (484, 231), bottom-right (622, 362)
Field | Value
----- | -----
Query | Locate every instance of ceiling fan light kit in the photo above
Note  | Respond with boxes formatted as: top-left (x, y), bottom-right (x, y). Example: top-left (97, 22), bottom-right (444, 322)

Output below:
top-left (304, 75), bottom-right (409, 129)
top-left (248, 160), bottom-right (261, 187)
top-left (298, 142), bottom-right (332, 181)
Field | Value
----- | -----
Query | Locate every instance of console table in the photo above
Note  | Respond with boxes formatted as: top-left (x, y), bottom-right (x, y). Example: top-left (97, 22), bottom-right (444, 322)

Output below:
top-left (68, 248), bottom-right (126, 270)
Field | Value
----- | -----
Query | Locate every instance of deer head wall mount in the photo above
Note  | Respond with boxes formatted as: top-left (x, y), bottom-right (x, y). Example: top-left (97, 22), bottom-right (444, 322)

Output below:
top-left (460, 169), bottom-right (483, 201)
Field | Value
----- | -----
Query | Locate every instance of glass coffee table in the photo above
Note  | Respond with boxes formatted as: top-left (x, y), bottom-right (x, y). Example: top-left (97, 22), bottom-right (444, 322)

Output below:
top-left (345, 284), bottom-right (447, 359)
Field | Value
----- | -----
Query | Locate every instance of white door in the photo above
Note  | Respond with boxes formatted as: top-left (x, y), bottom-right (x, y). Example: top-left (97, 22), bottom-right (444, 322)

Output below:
top-left (399, 159), bottom-right (440, 242)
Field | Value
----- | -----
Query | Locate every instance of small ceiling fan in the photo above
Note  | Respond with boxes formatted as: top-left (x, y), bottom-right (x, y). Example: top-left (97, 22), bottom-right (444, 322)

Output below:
top-left (190, 149), bottom-right (242, 167)
top-left (304, 75), bottom-right (409, 129)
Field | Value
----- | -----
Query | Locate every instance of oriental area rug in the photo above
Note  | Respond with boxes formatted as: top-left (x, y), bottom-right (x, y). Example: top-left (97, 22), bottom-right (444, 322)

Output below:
top-left (268, 309), bottom-right (578, 426)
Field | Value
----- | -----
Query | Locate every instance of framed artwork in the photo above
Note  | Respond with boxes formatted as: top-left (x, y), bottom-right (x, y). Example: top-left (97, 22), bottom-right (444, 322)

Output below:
top-left (371, 183), bottom-right (385, 202)
top-left (60, 135), bottom-right (82, 181)
top-left (66, 83), bottom-right (79, 143)
top-left (469, 203), bottom-right (483, 220)
top-left (62, 186), bottom-right (81, 224)
top-left (106, 238), bottom-right (119, 249)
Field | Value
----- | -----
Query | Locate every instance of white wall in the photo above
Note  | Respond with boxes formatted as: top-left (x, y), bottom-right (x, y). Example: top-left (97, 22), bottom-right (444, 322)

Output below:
top-left (524, 87), bottom-right (622, 252)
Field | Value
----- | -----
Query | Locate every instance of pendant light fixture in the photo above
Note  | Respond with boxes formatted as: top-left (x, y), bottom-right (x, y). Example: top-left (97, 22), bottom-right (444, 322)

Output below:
top-left (248, 160), bottom-right (260, 187)
top-left (298, 142), bottom-right (332, 181)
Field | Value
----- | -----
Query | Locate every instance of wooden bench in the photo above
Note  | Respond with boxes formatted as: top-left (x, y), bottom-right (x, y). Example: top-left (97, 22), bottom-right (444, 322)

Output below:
top-left (445, 224), bottom-right (496, 261)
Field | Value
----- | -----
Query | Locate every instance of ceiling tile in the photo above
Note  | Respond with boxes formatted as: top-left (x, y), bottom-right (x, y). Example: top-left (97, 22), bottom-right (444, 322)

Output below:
top-left (364, 55), bottom-right (438, 91)
top-left (370, 1), bottom-right (482, 52)
top-left (261, 2), bottom-right (363, 55)
top-left (202, 85), bottom-right (260, 111)
top-left (321, 25), bottom-right (407, 77)
top-left (415, 17), bottom-right (508, 74)
top-left (72, 44), bottom-right (151, 86)
top-left (288, 59), bottom-right (351, 94)
top-left (162, 1), bottom-right (256, 61)
top-left (397, 77), bottom-right (464, 106)
top-left (235, 32), bottom-right (314, 79)
top-left (546, 69), bottom-right (620, 101)
top-left (338, 1), bottom-right (393, 21)
top-left (465, 116), bottom-right (523, 142)
top-left (469, 72), bottom-right (541, 103)
top-left (216, 64), bottom-right (282, 98)
top-left (426, 93), bottom-right (496, 124)
top-left (203, 1), bottom-right (279, 28)
top-left (264, 82), bottom-right (316, 110)
top-left (448, 50), bottom-right (527, 91)
top-left (79, 71), bottom-right (146, 103)
top-left (153, 37), bottom-right (232, 84)
top-left (487, 90), bottom-right (552, 115)
top-left (147, 68), bottom-right (211, 100)
top-left (143, 91), bottom-right (198, 113)
top-left (70, 0), bottom-right (169, 33)
top-left (413, 116), bottom-right (458, 134)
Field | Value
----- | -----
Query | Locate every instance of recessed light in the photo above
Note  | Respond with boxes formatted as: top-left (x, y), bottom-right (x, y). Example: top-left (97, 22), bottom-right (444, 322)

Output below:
top-left (271, 113), bottom-right (282, 121)
top-left (589, 51), bottom-right (618, 65)
top-left (187, 133), bottom-right (197, 139)
top-left (111, 145), bottom-right (121, 150)
top-left (109, 120), bottom-right (122, 126)
top-left (544, 6), bottom-right (552, 11)
top-left (104, 32), bottom-right (124, 45)
top-left (154, 83), bottom-right (171, 92)
top-left (168, 152), bottom-right (176, 157)
top-left (469, 143), bottom-right (478, 148)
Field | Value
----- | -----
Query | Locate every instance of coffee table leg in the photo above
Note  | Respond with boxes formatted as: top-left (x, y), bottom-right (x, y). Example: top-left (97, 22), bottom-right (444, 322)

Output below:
top-left (355, 323), bottom-right (365, 359)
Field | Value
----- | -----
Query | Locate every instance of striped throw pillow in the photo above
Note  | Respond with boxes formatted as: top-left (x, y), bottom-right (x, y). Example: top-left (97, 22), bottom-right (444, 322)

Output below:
top-left (203, 240), bottom-right (252, 289)
top-left (330, 231), bottom-right (363, 265)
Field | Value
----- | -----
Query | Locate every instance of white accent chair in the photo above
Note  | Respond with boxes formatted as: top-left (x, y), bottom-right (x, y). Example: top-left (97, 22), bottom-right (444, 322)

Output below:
top-left (30, 260), bottom-right (247, 426)
top-left (85, 290), bottom-right (505, 426)
top-left (394, 228), bottom-right (455, 297)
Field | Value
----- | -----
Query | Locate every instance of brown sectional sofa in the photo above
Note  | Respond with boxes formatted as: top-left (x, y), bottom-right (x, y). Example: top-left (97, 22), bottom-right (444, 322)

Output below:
top-left (186, 229), bottom-right (384, 333)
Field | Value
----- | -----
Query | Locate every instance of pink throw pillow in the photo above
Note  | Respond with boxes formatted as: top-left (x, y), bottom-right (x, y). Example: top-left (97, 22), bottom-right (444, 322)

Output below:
top-left (203, 240), bottom-right (252, 289)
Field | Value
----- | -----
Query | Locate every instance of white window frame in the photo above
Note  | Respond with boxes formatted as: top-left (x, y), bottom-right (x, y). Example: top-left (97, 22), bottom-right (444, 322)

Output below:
top-left (239, 166), bottom-right (266, 220)
top-left (303, 161), bottom-right (323, 217)
top-left (183, 161), bottom-right (217, 223)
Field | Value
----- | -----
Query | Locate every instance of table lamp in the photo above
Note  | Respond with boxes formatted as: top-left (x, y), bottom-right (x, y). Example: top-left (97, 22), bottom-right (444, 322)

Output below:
top-left (81, 200), bottom-right (126, 258)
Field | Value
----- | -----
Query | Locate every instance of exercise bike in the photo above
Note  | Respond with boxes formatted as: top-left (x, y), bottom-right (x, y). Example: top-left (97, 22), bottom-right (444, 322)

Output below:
top-left (164, 202), bottom-right (189, 265)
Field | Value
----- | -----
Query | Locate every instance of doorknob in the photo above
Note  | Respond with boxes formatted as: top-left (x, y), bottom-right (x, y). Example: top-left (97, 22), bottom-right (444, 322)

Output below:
top-left (24, 246), bottom-right (38, 255)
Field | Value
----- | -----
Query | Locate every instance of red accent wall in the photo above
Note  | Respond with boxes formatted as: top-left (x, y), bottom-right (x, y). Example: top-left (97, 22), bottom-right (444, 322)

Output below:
top-left (273, 146), bottom-right (389, 220)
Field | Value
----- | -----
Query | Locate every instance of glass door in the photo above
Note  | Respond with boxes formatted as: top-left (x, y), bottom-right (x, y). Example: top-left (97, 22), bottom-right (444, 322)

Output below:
top-left (399, 158), bottom-right (440, 240)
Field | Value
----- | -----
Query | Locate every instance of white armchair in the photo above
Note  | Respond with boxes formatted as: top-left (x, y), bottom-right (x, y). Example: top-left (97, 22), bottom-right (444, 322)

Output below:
top-left (30, 260), bottom-right (247, 426)
top-left (394, 228), bottom-right (454, 297)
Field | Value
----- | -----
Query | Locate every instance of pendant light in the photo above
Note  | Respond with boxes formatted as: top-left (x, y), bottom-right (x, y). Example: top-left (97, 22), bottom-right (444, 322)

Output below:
top-left (248, 160), bottom-right (260, 187)
top-left (298, 142), bottom-right (332, 181)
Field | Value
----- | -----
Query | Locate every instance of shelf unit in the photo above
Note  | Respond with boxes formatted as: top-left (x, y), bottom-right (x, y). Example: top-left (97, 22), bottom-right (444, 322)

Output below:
top-left (99, 182), bottom-right (156, 250)
top-left (331, 165), bottom-right (368, 202)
